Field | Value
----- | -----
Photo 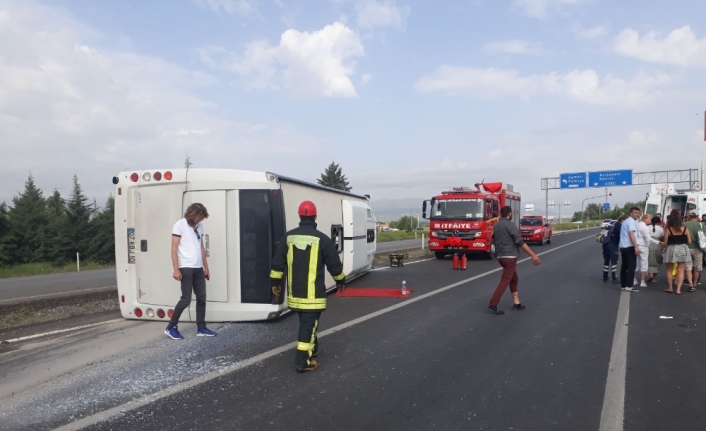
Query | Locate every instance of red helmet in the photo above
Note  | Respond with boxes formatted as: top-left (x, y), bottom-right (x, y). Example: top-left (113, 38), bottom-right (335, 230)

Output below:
top-left (298, 200), bottom-right (317, 217)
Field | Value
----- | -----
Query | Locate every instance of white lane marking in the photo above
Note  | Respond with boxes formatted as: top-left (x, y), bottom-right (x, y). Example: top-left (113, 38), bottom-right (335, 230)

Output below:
top-left (3, 319), bottom-right (124, 343)
top-left (54, 234), bottom-right (595, 431)
top-left (599, 291), bottom-right (631, 431)
top-left (0, 286), bottom-right (117, 304)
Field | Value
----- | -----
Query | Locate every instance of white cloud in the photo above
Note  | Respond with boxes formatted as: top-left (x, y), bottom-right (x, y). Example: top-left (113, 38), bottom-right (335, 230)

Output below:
top-left (356, 0), bottom-right (410, 29)
top-left (628, 130), bottom-right (657, 146)
top-left (361, 73), bottom-right (372, 84)
top-left (513, 0), bottom-right (588, 19)
top-left (414, 66), bottom-right (671, 108)
top-left (226, 22), bottom-right (365, 98)
top-left (193, 0), bottom-right (254, 15)
top-left (438, 157), bottom-right (467, 170)
top-left (483, 39), bottom-right (544, 55)
top-left (613, 25), bottom-right (706, 68)
top-left (0, 3), bottom-right (322, 203)
top-left (196, 46), bottom-right (226, 68)
top-left (573, 24), bottom-right (607, 40)
top-left (488, 149), bottom-right (503, 158)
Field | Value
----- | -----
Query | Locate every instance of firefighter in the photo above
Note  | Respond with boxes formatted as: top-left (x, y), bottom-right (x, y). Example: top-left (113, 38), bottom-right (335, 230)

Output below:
top-left (270, 200), bottom-right (346, 373)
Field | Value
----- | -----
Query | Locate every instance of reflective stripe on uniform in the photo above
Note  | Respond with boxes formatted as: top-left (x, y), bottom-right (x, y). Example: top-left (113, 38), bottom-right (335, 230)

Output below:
top-left (288, 296), bottom-right (327, 310)
top-left (270, 270), bottom-right (284, 279)
top-left (332, 272), bottom-right (345, 281)
top-left (297, 341), bottom-right (315, 351)
top-left (308, 242), bottom-right (319, 299)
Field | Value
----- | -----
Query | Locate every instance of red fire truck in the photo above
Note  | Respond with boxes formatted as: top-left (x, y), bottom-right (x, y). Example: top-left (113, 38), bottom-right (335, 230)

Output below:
top-left (422, 182), bottom-right (521, 259)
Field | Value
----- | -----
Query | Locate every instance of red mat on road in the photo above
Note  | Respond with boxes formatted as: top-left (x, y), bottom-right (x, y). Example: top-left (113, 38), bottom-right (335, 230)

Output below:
top-left (334, 288), bottom-right (413, 298)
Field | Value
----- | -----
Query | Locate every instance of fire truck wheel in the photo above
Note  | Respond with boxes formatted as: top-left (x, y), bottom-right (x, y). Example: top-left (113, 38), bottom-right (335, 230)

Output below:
top-left (435, 252), bottom-right (446, 259)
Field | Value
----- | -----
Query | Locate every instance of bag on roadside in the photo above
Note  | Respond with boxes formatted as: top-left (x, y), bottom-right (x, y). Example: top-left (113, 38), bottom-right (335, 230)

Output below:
top-left (698, 229), bottom-right (706, 252)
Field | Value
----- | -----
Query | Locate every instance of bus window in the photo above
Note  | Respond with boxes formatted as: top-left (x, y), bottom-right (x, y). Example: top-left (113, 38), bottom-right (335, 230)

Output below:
top-left (240, 190), bottom-right (285, 304)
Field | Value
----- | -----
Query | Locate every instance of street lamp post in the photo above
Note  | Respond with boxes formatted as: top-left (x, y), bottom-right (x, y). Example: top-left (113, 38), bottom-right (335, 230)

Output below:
top-left (582, 194), bottom-right (606, 224)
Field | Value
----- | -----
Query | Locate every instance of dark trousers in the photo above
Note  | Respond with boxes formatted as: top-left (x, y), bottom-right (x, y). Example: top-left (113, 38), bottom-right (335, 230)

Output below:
top-left (168, 267), bottom-right (206, 329)
top-left (619, 247), bottom-right (637, 288)
top-left (603, 243), bottom-right (619, 280)
top-left (489, 258), bottom-right (518, 307)
top-left (295, 311), bottom-right (321, 368)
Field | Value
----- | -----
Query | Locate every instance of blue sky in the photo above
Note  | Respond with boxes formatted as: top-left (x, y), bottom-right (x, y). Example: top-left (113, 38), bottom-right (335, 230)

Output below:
top-left (1, 0), bottom-right (706, 212)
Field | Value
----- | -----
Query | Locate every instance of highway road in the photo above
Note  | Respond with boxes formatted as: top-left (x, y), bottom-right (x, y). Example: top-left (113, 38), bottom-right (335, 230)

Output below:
top-left (2, 228), bottom-right (703, 430)
top-left (0, 239), bottom-right (425, 303)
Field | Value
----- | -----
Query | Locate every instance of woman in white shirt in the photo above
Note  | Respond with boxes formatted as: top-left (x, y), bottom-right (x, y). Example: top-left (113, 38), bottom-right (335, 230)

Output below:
top-left (636, 214), bottom-right (659, 287)
top-left (646, 215), bottom-right (665, 283)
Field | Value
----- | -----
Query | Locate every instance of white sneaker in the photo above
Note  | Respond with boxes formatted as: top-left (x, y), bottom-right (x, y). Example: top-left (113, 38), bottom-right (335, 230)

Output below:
top-left (633, 279), bottom-right (638, 286)
top-left (640, 281), bottom-right (648, 288)
top-left (622, 287), bottom-right (639, 292)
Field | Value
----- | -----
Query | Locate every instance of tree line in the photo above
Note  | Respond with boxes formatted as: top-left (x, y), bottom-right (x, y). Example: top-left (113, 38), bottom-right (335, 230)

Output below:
top-left (0, 175), bottom-right (114, 267)
top-left (571, 201), bottom-right (646, 222)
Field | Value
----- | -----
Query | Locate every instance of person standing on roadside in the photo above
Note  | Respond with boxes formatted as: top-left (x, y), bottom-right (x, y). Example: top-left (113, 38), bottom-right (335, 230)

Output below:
top-left (683, 213), bottom-right (704, 292)
top-left (164, 203), bottom-right (217, 340)
top-left (270, 201), bottom-right (346, 373)
top-left (663, 214), bottom-right (692, 295)
top-left (619, 207), bottom-right (641, 292)
top-left (635, 213), bottom-right (655, 288)
top-left (488, 206), bottom-right (542, 315)
top-left (647, 216), bottom-right (665, 283)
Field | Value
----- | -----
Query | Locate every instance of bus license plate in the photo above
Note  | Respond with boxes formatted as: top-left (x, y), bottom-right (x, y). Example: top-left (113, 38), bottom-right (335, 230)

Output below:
top-left (127, 228), bottom-right (136, 264)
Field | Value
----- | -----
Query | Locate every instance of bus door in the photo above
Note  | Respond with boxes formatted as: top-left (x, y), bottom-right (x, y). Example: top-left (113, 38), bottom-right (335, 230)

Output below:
top-left (341, 200), bottom-right (368, 276)
top-left (183, 191), bottom-right (228, 303)
top-left (134, 184), bottom-right (185, 306)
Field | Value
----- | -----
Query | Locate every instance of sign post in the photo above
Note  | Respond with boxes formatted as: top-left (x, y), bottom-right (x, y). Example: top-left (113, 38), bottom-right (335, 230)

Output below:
top-left (560, 172), bottom-right (587, 189)
top-left (588, 169), bottom-right (633, 187)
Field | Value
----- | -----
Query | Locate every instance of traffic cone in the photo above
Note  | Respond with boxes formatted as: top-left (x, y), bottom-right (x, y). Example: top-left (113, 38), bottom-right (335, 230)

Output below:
top-left (452, 254), bottom-right (459, 270)
top-left (460, 254), bottom-right (467, 270)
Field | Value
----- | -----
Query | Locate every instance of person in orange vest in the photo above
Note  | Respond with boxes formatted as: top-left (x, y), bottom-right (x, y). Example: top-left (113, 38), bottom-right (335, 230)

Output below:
top-left (270, 201), bottom-right (346, 372)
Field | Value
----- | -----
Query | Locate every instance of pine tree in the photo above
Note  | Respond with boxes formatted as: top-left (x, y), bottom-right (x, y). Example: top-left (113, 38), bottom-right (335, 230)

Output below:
top-left (317, 161), bottom-right (352, 192)
top-left (0, 202), bottom-right (14, 265)
top-left (86, 195), bottom-right (115, 264)
top-left (46, 189), bottom-right (65, 217)
top-left (8, 174), bottom-right (49, 263)
top-left (65, 175), bottom-right (92, 261)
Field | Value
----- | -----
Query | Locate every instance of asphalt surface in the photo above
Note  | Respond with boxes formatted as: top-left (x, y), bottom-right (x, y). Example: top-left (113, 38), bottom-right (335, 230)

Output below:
top-left (376, 237), bottom-right (426, 252)
top-left (0, 269), bottom-right (116, 303)
top-left (1, 228), bottom-right (704, 430)
top-left (0, 240), bottom-right (422, 303)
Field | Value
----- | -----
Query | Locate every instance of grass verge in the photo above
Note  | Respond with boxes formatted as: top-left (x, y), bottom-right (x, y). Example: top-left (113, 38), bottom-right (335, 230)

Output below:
top-left (0, 291), bottom-right (119, 331)
top-left (0, 262), bottom-right (115, 279)
top-left (378, 230), bottom-right (427, 242)
top-left (552, 221), bottom-right (601, 231)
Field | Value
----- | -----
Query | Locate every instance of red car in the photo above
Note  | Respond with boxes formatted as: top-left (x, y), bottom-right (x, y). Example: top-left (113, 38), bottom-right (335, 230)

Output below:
top-left (519, 216), bottom-right (553, 245)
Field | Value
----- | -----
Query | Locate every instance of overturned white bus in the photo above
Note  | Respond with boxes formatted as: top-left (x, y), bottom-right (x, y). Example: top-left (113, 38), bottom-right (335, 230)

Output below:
top-left (113, 169), bottom-right (377, 322)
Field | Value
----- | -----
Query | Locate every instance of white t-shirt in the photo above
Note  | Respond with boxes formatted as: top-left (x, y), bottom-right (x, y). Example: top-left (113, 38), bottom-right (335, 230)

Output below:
top-left (172, 218), bottom-right (204, 268)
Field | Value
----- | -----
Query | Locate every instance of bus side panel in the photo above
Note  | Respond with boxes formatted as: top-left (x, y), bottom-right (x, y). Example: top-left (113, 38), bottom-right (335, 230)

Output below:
top-left (183, 191), bottom-right (229, 303)
top-left (134, 185), bottom-right (186, 307)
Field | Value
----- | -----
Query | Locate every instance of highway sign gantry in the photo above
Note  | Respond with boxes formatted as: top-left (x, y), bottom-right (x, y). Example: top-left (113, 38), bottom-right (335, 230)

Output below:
top-left (588, 170), bottom-right (633, 187)
top-left (560, 172), bottom-right (587, 189)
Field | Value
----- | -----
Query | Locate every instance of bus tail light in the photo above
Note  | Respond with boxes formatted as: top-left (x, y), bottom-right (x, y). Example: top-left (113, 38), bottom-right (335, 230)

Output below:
top-left (153, 172), bottom-right (162, 181)
top-left (167, 309), bottom-right (174, 318)
top-left (121, 295), bottom-right (125, 303)
top-left (118, 188), bottom-right (122, 196)
top-left (164, 171), bottom-right (173, 180)
top-left (146, 308), bottom-right (155, 318)
top-left (130, 173), bottom-right (139, 182)
top-left (142, 172), bottom-right (151, 181)
top-left (134, 307), bottom-right (143, 317)
top-left (157, 309), bottom-right (165, 318)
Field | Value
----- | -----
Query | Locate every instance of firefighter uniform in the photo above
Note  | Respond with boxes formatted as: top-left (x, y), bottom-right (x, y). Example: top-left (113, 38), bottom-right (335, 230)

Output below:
top-left (270, 202), bottom-right (346, 372)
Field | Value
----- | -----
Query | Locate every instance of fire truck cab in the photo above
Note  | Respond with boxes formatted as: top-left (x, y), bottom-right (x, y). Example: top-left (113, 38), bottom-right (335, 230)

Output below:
top-left (422, 182), bottom-right (521, 260)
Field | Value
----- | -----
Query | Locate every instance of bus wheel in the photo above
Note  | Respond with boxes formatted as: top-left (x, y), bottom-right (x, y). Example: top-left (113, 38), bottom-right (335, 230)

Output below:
top-left (435, 252), bottom-right (446, 259)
